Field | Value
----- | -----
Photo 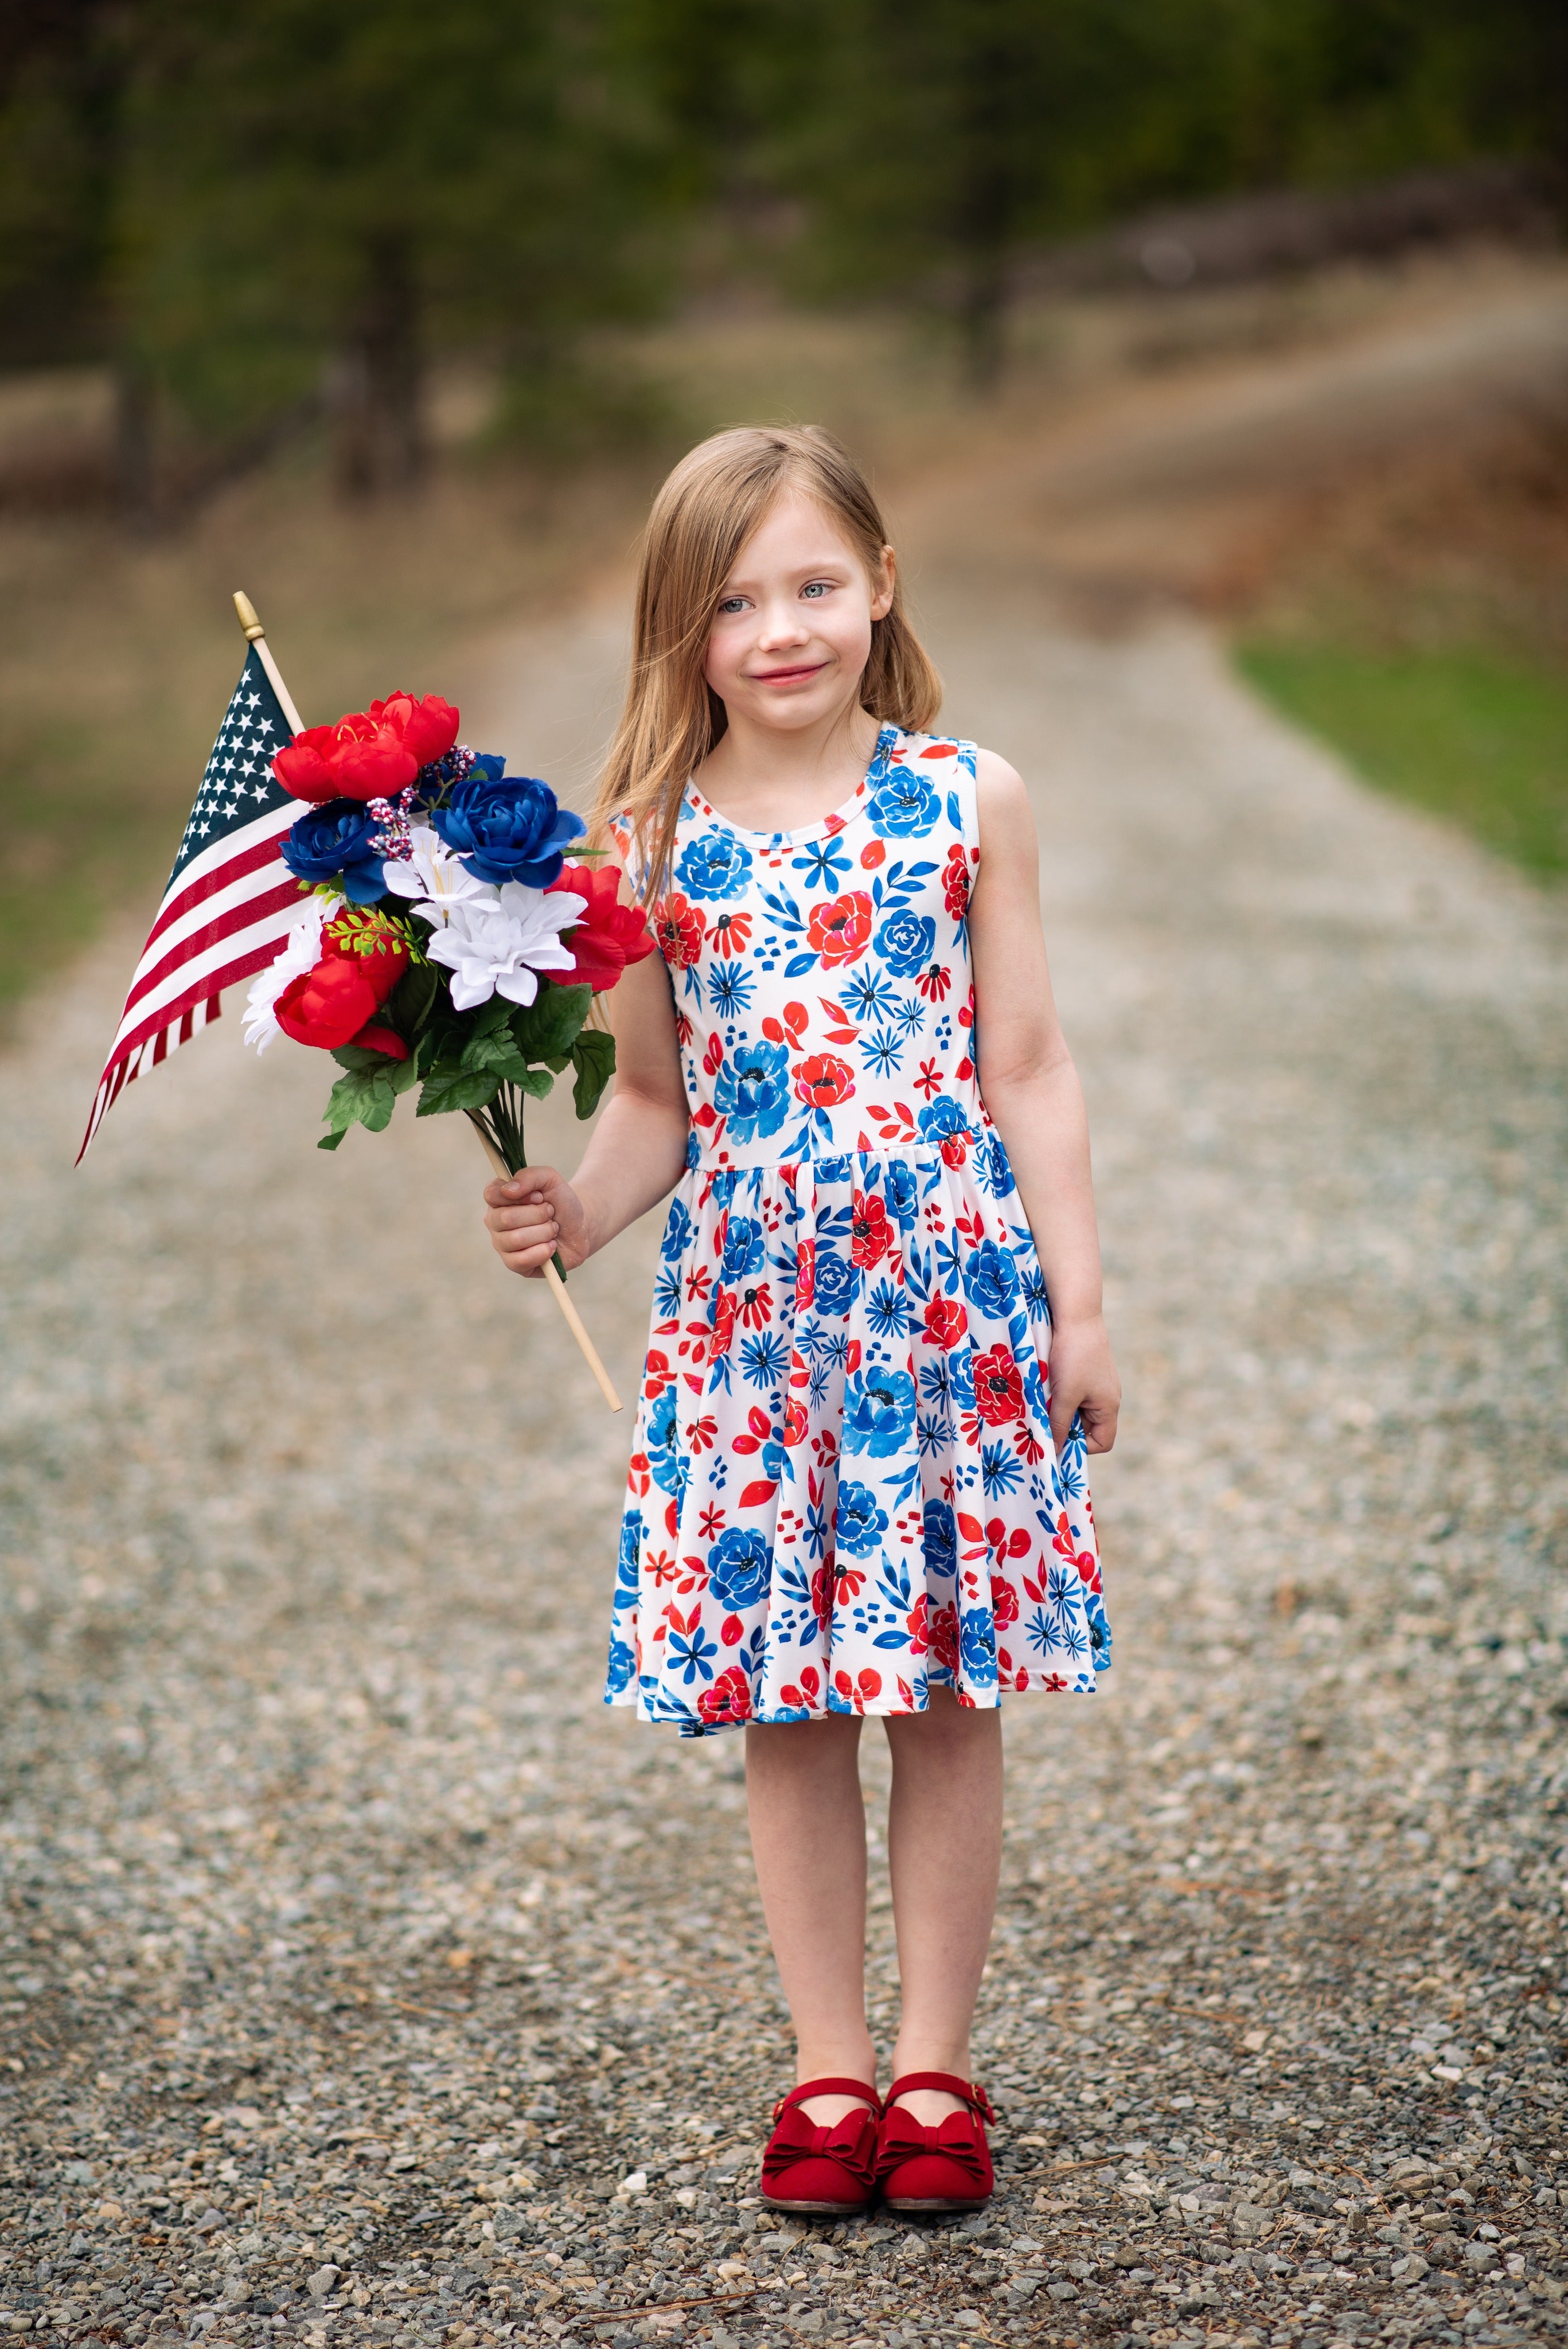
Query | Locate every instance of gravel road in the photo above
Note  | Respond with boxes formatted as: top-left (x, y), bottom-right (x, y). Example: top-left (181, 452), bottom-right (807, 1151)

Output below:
top-left (2, 584), bottom-right (1566, 2349)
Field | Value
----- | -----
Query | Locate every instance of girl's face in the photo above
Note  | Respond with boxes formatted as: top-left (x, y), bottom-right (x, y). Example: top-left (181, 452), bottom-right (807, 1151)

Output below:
top-left (704, 490), bottom-right (895, 736)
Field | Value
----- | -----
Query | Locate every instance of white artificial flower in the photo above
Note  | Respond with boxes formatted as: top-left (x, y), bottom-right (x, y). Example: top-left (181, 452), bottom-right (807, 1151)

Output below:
top-left (243, 893), bottom-right (342, 1051)
top-left (380, 824), bottom-right (490, 922)
top-left (422, 882), bottom-right (586, 1011)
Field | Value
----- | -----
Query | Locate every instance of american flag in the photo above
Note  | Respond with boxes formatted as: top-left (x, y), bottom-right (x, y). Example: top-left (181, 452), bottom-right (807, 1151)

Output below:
top-left (78, 645), bottom-right (303, 1160)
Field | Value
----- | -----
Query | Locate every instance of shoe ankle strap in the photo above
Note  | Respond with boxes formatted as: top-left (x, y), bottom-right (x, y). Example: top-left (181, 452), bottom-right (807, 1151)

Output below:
top-left (773, 2075), bottom-right (881, 2121)
top-left (886, 2071), bottom-right (995, 2122)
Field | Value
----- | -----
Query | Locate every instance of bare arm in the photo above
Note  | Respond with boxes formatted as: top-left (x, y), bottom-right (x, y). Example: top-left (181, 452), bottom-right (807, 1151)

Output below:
top-left (482, 941), bottom-right (690, 1278)
top-left (968, 749), bottom-right (1120, 1454)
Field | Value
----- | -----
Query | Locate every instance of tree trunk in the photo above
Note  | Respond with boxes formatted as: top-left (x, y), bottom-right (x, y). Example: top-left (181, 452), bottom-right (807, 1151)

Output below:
top-left (332, 225), bottom-right (425, 501)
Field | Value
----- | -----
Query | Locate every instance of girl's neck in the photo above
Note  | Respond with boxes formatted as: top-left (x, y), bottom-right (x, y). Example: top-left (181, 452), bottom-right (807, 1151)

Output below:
top-left (696, 698), bottom-right (881, 833)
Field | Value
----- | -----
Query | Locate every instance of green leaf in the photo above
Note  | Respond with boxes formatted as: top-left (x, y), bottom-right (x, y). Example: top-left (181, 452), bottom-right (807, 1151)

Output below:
top-left (461, 1024), bottom-right (524, 1073)
top-left (388, 962), bottom-right (440, 1033)
top-left (323, 1064), bottom-right (389, 1136)
top-left (317, 1127), bottom-right (348, 1152)
top-left (331, 1043), bottom-right (392, 1073)
top-left (468, 993), bottom-right (514, 1037)
top-left (510, 983), bottom-right (591, 1062)
top-left (570, 1027), bottom-right (616, 1120)
top-left (415, 1063), bottom-right (504, 1118)
top-left (388, 1052), bottom-right (422, 1096)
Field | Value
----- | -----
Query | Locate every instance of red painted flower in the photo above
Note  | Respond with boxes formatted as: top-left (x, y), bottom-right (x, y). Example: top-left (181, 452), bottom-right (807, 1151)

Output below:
top-left (929, 1602), bottom-right (959, 1676)
top-left (990, 1574), bottom-right (1020, 1628)
top-left (697, 1666), bottom-right (753, 1727)
top-left (792, 1052), bottom-right (855, 1109)
top-left (652, 891), bottom-right (706, 969)
top-left (709, 1288), bottom-right (737, 1360)
top-left (849, 1189), bottom-right (891, 1269)
top-left (273, 708), bottom-right (420, 804)
top-left (810, 1562), bottom-right (834, 1633)
top-left (806, 891), bottom-right (872, 967)
top-left (366, 692), bottom-right (460, 770)
top-left (548, 861), bottom-right (655, 993)
top-left (939, 1129), bottom-right (969, 1169)
top-left (782, 1394), bottom-right (810, 1447)
top-left (794, 1240), bottom-right (816, 1314)
top-left (923, 1296), bottom-right (968, 1351)
top-left (906, 1594), bottom-right (930, 1655)
top-left (973, 1344), bottom-right (1025, 1425)
top-left (943, 842), bottom-right (971, 921)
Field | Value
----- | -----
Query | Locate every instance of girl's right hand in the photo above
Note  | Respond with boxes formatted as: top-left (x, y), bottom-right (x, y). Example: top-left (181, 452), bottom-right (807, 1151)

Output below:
top-left (482, 1168), bottom-right (592, 1278)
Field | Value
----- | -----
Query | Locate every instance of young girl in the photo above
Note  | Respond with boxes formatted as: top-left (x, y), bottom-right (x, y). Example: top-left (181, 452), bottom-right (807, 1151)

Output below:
top-left (483, 426), bottom-right (1120, 2216)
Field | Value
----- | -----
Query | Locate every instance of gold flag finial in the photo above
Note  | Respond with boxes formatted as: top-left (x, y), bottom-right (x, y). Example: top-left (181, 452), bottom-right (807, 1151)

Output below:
top-left (233, 591), bottom-right (265, 642)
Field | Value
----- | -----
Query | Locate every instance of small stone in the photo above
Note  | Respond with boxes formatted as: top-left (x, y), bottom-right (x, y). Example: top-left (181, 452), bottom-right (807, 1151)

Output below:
top-left (307, 2265), bottom-right (342, 2300)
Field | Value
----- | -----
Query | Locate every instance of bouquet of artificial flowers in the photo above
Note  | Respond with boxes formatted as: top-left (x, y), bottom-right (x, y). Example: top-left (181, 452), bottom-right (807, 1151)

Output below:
top-left (244, 686), bottom-right (652, 1402)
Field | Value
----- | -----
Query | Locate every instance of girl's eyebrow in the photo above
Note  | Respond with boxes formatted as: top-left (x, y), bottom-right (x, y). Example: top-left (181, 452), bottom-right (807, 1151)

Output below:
top-left (719, 556), bottom-right (857, 595)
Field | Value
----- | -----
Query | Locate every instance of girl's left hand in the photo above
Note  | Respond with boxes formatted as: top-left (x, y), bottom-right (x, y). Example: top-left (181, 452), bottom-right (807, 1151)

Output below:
top-left (1047, 1314), bottom-right (1121, 1456)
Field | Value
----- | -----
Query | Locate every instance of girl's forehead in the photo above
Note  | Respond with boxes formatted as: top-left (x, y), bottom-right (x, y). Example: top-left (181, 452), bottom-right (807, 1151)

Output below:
top-left (724, 490), bottom-right (864, 580)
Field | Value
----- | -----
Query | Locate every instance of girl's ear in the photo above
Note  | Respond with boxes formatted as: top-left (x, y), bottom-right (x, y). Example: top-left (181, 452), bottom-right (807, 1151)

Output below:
top-left (871, 543), bottom-right (896, 624)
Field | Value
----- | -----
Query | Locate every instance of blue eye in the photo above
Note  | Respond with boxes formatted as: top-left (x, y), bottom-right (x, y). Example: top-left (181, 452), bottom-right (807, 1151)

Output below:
top-left (717, 598), bottom-right (747, 615)
top-left (801, 582), bottom-right (830, 599)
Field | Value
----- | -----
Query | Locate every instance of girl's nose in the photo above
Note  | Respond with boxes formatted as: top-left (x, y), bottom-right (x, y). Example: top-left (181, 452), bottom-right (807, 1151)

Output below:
top-left (756, 602), bottom-right (811, 650)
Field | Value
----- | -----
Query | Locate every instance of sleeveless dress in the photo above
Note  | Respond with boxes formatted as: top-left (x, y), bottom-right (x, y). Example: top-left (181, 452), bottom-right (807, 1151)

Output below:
top-left (604, 725), bottom-right (1109, 1737)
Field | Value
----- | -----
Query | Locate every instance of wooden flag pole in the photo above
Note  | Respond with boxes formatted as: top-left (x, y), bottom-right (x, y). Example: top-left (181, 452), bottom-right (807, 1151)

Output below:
top-left (233, 590), bottom-right (623, 1415)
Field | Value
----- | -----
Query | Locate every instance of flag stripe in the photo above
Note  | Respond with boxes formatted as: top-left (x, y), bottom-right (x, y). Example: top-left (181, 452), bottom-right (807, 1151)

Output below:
top-left (144, 803), bottom-right (297, 951)
top-left (122, 866), bottom-right (301, 1024)
top-left (100, 891), bottom-right (302, 1064)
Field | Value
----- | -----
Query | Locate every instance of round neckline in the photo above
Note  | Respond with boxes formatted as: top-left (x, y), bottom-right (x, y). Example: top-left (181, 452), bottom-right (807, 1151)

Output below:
top-left (685, 723), bottom-right (897, 848)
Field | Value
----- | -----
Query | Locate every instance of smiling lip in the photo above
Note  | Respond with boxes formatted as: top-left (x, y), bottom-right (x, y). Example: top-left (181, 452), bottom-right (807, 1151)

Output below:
top-left (751, 662), bottom-right (826, 684)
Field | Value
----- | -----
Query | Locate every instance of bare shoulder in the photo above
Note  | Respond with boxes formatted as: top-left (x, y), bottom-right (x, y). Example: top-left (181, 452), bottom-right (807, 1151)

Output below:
top-left (972, 744), bottom-right (1036, 856)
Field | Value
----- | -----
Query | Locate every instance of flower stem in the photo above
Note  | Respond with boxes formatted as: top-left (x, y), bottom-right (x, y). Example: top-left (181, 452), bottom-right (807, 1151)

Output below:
top-left (481, 1083), bottom-right (566, 1282)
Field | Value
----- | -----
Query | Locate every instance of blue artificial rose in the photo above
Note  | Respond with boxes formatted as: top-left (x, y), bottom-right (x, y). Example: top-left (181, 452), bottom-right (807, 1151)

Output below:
top-left (615, 1509), bottom-right (642, 1602)
top-left (965, 1237), bottom-right (1019, 1321)
top-left (675, 828), bottom-right (753, 902)
top-left (280, 798), bottom-right (388, 906)
top-left (835, 1480), bottom-right (890, 1558)
top-left (430, 754), bottom-right (584, 887)
top-left (874, 908), bottom-right (935, 978)
top-left (720, 1213), bottom-right (766, 1283)
top-left (646, 1387), bottom-right (687, 1496)
top-left (867, 765), bottom-right (939, 839)
top-left (918, 1096), bottom-right (969, 1145)
top-left (812, 1246), bottom-right (856, 1319)
top-left (604, 1638), bottom-right (637, 1695)
top-left (712, 1036), bottom-right (790, 1145)
top-left (708, 1526), bottom-right (771, 1612)
top-left (842, 1368), bottom-right (916, 1460)
top-left (959, 1606), bottom-right (999, 1685)
top-left (921, 1498), bottom-right (958, 1582)
top-left (661, 1197), bottom-right (693, 1262)
top-left (885, 1160), bottom-right (919, 1224)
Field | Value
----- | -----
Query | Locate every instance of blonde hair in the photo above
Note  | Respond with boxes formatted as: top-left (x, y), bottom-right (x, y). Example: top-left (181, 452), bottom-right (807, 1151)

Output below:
top-left (592, 424), bottom-right (942, 902)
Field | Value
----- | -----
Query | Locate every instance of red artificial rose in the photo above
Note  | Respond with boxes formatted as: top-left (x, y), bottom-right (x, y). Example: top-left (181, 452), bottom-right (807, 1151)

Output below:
top-left (806, 891), bottom-right (872, 967)
top-left (548, 861), bottom-right (656, 993)
top-left (273, 709), bottom-right (420, 804)
top-left (697, 1665), bottom-right (753, 1727)
top-left (366, 692), bottom-right (460, 769)
top-left (792, 1051), bottom-right (855, 1109)
top-left (923, 1296), bottom-right (968, 1351)
top-left (972, 1344), bottom-right (1025, 1425)
top-left (849, 1189), bottom-right (891, 1270)
top-left (652, 891), bottom-right (705, 969)
top-left (274, 919), bottom-right (409, 1052)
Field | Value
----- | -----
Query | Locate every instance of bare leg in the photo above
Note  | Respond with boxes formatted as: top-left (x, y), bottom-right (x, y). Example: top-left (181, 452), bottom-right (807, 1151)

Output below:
top-left (884, 1690), bottom-right (1004, 2123)
top-left (746, 1713), bottom-right (876, 2123)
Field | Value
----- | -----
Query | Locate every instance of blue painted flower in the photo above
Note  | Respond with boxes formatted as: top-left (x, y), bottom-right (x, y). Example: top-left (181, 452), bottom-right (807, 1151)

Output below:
top-left (974, 1130), bottom-right (1016, 1200)
top-left (867, 765), bottom-right (940, 838)
top-left (712, 1036), bottom-right (791, 1144)
top-left (885, 1160), bottom-right (919, 1224)
top-left (918, 1095), bottom-right (969, 1145)
top-left (661, 1197), bottom-right (693, 1262)
top-left (676, 829), bottom-right (753, 902)
top-left (604, 1638), bottom-right (637, 1695)
top-left (921, 1499), bottom-right (958, 1582)
top-left (281, 799), bottom-right (387, 905)
top-left (646, 1388), bottom-right (687, 1496)
top-left (964, 1237), bottom-right (1019, 1321)
top-left (874, 908), bottom-right (935, 978)
top-left (708, 1527), bottom-right (771, 1612)
top-left (615, 1509), bottom-right (642, 1603)
top-left (959, 1607), bottom-right (998, 1685)
top-left (813, 1247), bottom-right (856, 1318)
top-left (720, 1213), bottom-right (766, 1283)
top-left (842, 1368), bottom-right (916, 1459)
top-left (430, 755), bottom-right (583, 887)
top-left (835, 1481), bottom-right (890, 1558)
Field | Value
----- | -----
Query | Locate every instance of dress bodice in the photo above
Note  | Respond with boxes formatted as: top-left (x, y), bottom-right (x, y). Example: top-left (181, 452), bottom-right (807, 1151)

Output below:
top-left (626, 727), bottom-right (984, 1170)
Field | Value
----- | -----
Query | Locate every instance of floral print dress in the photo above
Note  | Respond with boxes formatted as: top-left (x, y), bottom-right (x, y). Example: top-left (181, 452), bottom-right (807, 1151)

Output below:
top-left (604, 726), bottom-right (1108, 1737)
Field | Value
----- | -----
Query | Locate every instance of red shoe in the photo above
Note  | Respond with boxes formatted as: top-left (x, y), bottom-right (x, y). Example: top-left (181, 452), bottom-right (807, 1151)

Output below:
top-left (760, 2077), bottom-right (881, 2215)
top-left (877, 2072), bottom-right (995, 2213)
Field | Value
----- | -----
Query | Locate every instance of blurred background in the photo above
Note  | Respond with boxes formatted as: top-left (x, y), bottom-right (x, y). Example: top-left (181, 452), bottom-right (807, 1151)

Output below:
top-left (1, 0), bottom-right (1565, 1015)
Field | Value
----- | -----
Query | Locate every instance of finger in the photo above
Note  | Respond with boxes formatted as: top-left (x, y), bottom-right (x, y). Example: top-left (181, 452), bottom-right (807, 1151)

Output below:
top-left (486, 1201), bottom-right (558, 1235)
top-left (1080, 1403), bottom-right (1119, 1455)
top-left (500, 1236), bottom-right (560, 1275)
top-left (483, 1167), bottom-right (560, 1204)
top-left (1047, 1395), bottom-right (1078, 1457)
